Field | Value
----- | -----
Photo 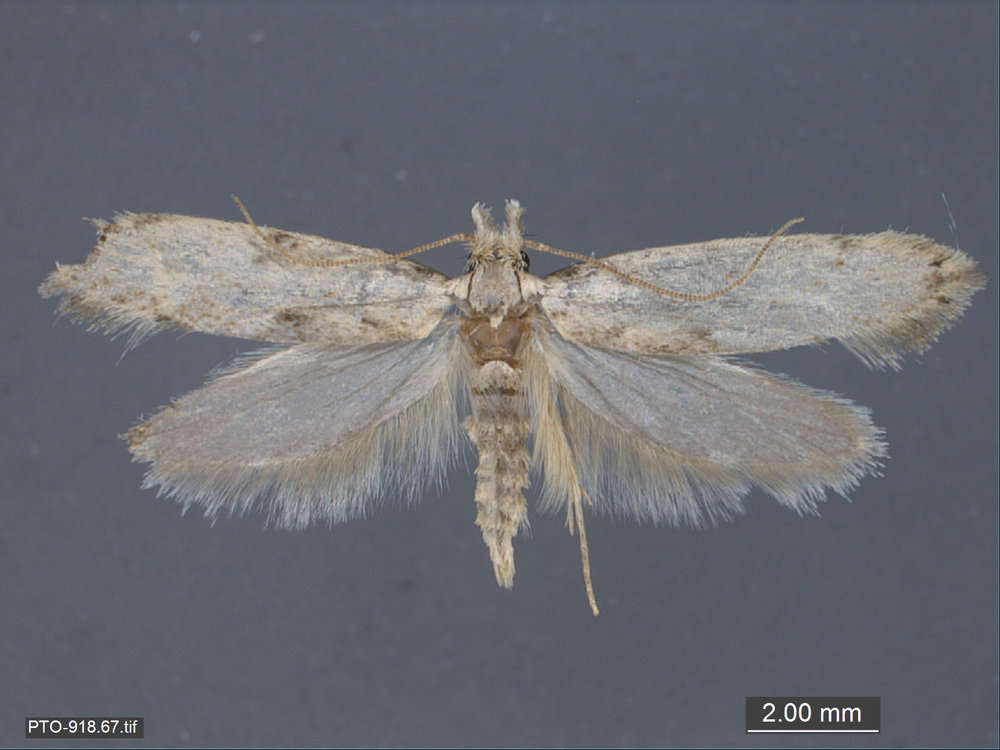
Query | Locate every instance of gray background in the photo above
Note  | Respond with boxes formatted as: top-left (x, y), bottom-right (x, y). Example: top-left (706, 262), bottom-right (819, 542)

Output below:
top-left (3, 2), bottom-right (997, 747)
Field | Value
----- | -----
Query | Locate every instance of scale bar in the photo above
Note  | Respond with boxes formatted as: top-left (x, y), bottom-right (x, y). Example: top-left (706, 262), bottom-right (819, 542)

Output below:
top-left (747, 729), bottom-right (879, 733)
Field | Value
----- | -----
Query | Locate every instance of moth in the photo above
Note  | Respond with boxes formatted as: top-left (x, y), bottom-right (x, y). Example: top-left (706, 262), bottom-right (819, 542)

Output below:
top-left (39, 198), bottom-right (984, 615)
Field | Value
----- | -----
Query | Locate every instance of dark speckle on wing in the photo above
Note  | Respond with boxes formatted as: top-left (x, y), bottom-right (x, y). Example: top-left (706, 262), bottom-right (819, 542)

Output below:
top-left (276, 308), bottom-right (310, 327)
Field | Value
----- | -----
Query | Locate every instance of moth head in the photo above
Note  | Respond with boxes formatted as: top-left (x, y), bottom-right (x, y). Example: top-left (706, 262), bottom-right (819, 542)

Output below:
top-left (467, 200), bottom-right (529, 272)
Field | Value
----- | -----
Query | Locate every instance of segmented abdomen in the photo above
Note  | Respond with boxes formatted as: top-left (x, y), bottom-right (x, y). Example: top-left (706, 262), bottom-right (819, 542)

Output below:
top-left (465, 359), bottom-right (531, 587)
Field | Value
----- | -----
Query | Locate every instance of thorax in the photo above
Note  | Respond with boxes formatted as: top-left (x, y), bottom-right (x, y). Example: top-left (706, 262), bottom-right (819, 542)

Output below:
top-left (455, 260), bottom-right (541, 366)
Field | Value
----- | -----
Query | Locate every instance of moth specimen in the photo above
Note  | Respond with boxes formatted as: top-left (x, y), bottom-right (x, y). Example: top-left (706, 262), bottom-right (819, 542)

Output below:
top-left (39, 199), bottom-right (984, 615)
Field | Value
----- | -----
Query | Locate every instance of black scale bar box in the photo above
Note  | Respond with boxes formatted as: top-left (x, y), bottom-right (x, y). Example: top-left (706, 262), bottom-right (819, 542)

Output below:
top-left (746, 697), bottom-right (880, 733)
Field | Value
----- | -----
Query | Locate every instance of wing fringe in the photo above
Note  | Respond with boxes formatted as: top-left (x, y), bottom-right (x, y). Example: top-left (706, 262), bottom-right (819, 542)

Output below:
top-left (127, 348), bottom-right (468, 529)
top-left (553, 381), bottom-right (885, 526)
top-left (39, 260), bottom-right (170, 352)
top-left (839, 235), bottom-right (986, 369)
top-left (525, 328), bottom-right (887, 527)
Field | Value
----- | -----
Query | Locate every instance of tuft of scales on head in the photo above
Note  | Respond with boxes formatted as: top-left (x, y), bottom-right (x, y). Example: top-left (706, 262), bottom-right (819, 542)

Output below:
top-left (463, 200), bottom-right (534, 327)
top-left (468, 200), bottom-right (529, 269)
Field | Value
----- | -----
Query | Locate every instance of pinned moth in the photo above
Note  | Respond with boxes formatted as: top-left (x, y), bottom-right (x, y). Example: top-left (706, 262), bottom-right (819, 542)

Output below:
top-left (39, 199), bottom-right (984, 615)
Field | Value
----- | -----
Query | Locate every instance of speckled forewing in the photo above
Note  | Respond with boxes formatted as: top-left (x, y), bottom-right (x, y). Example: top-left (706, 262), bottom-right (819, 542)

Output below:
top-left (530, 320), bottom-right (885, 526)
top-left (126, 321), bottom-right (466, 528)
top-left (39, 213), bottom-right (453, 346)
top-left (539, 232), bottom-right (984, 368)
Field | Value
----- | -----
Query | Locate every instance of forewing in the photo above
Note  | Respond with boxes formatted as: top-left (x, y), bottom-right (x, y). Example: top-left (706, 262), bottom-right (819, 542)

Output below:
top-left (539, 231), bottom-right (985, 368)
top-left (39, 213), bottom-right (453, 347)
top-left (529, 320), bottom-right (885, 525)
top-left (127, 320), bottom-right (466, 528)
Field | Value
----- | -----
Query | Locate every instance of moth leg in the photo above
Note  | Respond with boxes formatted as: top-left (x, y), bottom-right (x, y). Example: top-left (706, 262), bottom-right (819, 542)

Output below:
top-left (231, 194), bottom-right (382, 268)
top-left (231, 194), bottom-right (300, 263)
top-left (234, 194), bottom-right (475, 271)
top-left (551, 400), bottom-right (600, 617)
top-left (570, 487), bottom-right (599, 617)
top-left (526, 341), bottom-right (601, 615)
top-left (523, 217), bottom-right (802, 303)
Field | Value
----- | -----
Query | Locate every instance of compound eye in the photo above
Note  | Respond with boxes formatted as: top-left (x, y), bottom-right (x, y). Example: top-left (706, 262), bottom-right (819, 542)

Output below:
top-left (520, 250), bottom-right (530, 271)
